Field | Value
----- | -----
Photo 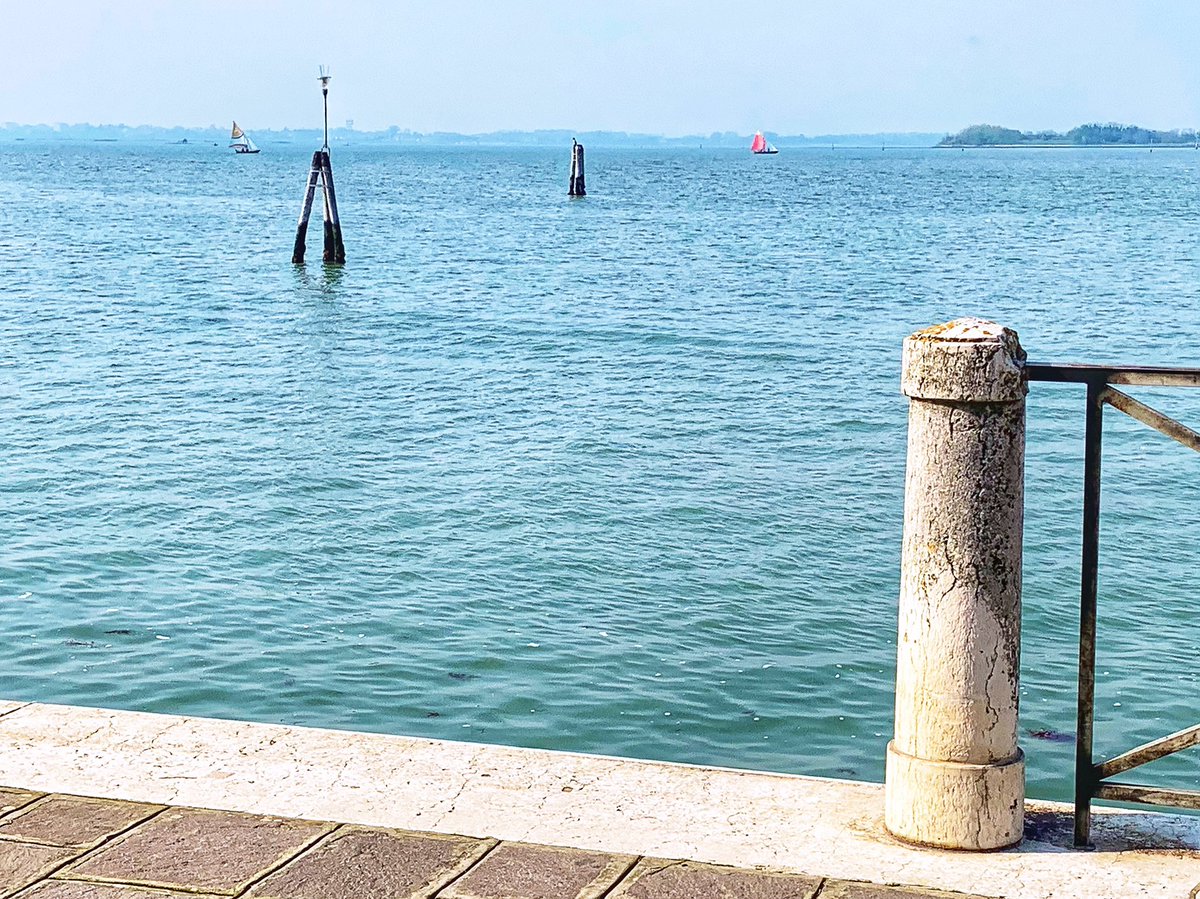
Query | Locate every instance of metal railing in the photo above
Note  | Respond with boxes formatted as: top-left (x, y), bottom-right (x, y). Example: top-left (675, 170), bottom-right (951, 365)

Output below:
top-left (1026, 363), bottom-right (1200, 847)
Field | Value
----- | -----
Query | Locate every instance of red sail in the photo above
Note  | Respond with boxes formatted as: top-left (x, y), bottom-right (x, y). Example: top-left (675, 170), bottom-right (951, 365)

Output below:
top-left (750, 132), bottom-right (766, 153)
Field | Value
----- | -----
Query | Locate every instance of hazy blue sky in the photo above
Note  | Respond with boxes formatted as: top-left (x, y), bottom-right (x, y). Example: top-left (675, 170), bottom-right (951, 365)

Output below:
top-left (8, 1), bottom-right (1200, 135)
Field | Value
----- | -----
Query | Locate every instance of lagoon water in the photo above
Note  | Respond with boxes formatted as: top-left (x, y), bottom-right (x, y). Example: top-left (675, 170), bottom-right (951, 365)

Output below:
top-left (2, 141), bottom-right (1198, 802)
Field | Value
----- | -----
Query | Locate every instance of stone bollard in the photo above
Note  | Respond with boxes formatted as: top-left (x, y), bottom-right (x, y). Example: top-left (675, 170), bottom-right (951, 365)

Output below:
top-left (885, 318), bottom-right (1027, 850)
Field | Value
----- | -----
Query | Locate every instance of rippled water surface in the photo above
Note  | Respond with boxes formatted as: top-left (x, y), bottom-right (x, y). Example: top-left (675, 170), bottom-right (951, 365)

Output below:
top-left (2, 142), bottom-right (1198, 800)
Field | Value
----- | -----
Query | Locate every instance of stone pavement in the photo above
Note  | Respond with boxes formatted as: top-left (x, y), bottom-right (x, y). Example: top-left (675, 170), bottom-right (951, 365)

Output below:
top-left (2, 703), bottom-right (1198, 898)
top-left (0, 786), bottom-right (984, 899)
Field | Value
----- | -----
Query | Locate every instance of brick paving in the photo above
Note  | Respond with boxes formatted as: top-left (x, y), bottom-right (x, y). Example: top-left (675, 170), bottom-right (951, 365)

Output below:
top-left (0, 787), bottom-right (990, 899)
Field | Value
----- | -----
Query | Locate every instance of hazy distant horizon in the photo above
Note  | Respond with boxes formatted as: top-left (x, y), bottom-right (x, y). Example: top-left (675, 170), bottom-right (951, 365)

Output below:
top-left (0, 121), bottom-right (947, 148)
top-left (8, 2), bottom-right (1200, 137)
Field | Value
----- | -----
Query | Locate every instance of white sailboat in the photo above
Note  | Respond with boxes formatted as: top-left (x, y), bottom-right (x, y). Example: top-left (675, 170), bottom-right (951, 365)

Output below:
top-left (229, 121), bottom-right (260, 154)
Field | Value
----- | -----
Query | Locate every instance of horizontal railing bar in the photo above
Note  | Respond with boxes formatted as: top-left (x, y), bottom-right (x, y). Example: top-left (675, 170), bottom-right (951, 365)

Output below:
top-left (1101, 387), bottom-right (1200, 453)
top-left (1027, 363), bottom-right (1200, 387)
top-left (1094, 782), bottom-right (1200, 810)
top-left (1095, 724), bottom-right (1200, 780)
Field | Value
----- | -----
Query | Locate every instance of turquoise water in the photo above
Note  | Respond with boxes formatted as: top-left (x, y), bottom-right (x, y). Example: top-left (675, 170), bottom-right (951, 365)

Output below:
top-left (2, 142), bottom-right (1198, 801)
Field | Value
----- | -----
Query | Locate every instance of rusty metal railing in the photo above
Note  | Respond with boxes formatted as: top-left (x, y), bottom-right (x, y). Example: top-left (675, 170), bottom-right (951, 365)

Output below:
top-left (1026, 363), bottom-right (1200, 847)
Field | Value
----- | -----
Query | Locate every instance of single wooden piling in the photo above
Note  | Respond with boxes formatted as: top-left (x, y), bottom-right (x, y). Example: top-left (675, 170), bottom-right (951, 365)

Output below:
top-left (320, 151), bottom-right (346, 264)
top-left (291, 151), bottom-right (323, 264)
top-left (321, 186), bottom-right (335, 262)
top-left (569, 139), bottom-right (586, 197)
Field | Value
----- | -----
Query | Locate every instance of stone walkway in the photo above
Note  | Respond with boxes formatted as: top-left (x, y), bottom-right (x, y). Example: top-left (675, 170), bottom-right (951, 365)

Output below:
top-left (0, 786), bottom-right (981, 899)
top-left (3, 703), bottom-right (1198, 898)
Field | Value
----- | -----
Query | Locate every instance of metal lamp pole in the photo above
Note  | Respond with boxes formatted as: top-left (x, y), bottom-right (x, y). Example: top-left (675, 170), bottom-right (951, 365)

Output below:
top-left (318, 65), bottom-right (331, 150)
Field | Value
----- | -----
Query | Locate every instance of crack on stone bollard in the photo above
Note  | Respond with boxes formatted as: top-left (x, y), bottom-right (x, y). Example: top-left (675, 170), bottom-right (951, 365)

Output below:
top-left (977, 774), bottom-right (990, 847)
top-left (983, 643), bottom-right (1002, 739)
top-left (938, 537), bottom-right (961, 606)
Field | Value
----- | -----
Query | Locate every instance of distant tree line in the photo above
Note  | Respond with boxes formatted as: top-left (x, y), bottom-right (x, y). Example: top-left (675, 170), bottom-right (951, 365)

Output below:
top-left (940, 123), bottom-right (1200, 146)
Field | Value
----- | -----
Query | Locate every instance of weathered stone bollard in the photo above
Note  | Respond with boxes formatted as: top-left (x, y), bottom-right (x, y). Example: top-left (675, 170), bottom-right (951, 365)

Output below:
top-left (885, 318), bottom-right (1027, 850)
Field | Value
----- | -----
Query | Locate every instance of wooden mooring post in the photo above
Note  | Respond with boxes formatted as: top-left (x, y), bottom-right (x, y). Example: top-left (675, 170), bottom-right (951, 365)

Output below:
top-left (292, 67), bottom-right (346, 265)
top-left (569, 139), bottom-right (586, 197)
top-left (319, 151), bottom-right (346, 263)
top-left (291, 151), bottom-right (322, 264)
top-left (291, 150), bottom-right (346, 265)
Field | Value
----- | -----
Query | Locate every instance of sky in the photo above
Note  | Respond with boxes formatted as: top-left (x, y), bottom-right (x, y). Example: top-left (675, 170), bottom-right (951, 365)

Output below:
top-left (7, 1), bottom-right (1200, 136)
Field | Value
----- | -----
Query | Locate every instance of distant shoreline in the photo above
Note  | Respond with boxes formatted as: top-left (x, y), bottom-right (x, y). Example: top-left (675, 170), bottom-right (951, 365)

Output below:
top-left (0, 124), bottom-right (943, 150)
top-left (940, 122), bottom-right (1200, 149)
top-left (941, 142), bottom-right (1198, 149)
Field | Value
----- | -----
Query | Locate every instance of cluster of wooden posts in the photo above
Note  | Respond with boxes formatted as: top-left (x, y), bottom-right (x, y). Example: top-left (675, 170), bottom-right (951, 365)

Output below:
top-left (291, 149), bottom-right (345, 265)
top-left (290, 140), bottom-right (587, 266)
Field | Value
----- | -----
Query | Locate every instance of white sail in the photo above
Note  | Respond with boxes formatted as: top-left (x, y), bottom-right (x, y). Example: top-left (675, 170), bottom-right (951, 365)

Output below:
top-left (229, 122), bottom-right (260, 154)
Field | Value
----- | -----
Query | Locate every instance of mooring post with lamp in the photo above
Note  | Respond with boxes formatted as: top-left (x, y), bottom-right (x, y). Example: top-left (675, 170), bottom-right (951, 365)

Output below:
top-left (291, 65), bottom-right (346, 265)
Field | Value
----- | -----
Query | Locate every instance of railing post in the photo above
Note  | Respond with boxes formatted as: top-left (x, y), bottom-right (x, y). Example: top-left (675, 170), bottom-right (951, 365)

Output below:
top-left (1073, 379), bottom-right (1105, 847)
top-left (885, 318), bottom-right (1028, 850)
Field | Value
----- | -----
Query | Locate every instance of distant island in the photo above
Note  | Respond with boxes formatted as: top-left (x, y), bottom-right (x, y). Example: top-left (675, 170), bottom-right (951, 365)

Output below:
top-left (0, 122), bottom-right (942, 149)
top-left (940, 122), bottom-right (1200, 147)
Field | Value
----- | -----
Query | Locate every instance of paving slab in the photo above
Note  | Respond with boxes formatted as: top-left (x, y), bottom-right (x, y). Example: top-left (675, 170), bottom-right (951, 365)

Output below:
top-left (15, 882), bottom-right (226, 898)
top-left (0, 798), bottom-right (162, 849)
top-left (608, 858), bottom-right (823, 899)
top-left (63, 808), bottom-right (331, 894)
top-left (0, 841), bottom-right (77, 896)
top-left (440, 842), bottom-right (636, 899)
top-left (247, 827), bottom-right (493, 899)
top-left (0, 791), bottom-right (42, 819)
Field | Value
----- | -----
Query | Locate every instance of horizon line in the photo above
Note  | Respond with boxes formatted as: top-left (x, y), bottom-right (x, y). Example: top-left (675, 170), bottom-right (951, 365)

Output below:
top-left (0, 122), bottom-right (946, 139)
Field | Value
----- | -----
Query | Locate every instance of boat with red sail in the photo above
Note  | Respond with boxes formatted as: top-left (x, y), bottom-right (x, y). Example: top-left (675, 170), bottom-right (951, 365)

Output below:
top-left (751, 131), bottom-right (779, 155)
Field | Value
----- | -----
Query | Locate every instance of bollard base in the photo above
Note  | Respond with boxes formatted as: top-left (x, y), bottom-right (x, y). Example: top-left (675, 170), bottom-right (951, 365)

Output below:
top-left (885, 741), bottom-right (1024, 851)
